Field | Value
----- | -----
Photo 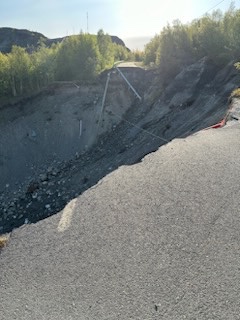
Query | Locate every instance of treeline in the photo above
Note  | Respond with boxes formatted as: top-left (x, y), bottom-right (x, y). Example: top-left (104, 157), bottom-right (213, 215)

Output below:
top-left (144, 5), bottom-right (240, 83)
top-left (0, 30), bottom-right (131, 98)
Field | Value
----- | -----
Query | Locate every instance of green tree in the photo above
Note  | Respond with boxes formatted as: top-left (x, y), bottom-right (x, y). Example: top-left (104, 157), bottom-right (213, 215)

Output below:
top-left (76, 33), bottom-right (101, 80)
top-left (132, 49), bottom-right (144, 62)
top-left (54, 36), bottom-right (79, 80)
top-left (55, 33), bottom-right (101, 81)
top-left (30, 43), bottom-right (57, 90)
top-left (97, 29), bottom-right (114, 69)
top-left (112, 43), bottom-right (131, 61)
top-left (144, 34), bottom-right (161, 65)
top-left (0, 53), bottom-right (10, 96)
top-left (157, 21), bottom-right (193, 82)
top-left (8, 46), bottom-right (31, 96)
top-left (193, 11), bottom-right (225, 61)
top-left (223, 5), bottom-right (240, 57)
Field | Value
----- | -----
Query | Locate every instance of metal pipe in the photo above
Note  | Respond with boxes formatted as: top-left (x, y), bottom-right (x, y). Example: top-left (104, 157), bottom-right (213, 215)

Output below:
top-left (116, 67), bottom-right (142, 101)
top-left (98, 72), bottom-right (111, 133)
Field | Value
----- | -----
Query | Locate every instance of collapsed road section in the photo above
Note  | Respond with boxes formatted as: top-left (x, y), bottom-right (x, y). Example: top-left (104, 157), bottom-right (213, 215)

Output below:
top-left (0, 59), bottom-right (239, 234)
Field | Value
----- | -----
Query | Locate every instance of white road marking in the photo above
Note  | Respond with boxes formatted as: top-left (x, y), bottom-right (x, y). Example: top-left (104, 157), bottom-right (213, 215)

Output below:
top-left (57, 198), bottom-right (77, 232)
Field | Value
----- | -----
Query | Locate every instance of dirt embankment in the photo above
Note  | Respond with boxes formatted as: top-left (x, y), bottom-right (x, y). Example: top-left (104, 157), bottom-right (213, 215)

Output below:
top-left (0, 75), bottom-right (135, 193)
top-left (0, 60), bottom-right (239, 234)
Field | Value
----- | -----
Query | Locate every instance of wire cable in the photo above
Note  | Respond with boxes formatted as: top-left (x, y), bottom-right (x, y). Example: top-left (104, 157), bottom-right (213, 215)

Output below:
top-left (110, 111), bottom-right (170, 143)
top-left (205, 0), bottom-right (228, 14)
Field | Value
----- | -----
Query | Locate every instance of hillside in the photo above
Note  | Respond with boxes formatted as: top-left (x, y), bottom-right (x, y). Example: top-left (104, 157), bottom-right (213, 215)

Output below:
top-left (0, 27), bottom-right (127, 53)
top-left (0, 57), bottom-right (239, 234)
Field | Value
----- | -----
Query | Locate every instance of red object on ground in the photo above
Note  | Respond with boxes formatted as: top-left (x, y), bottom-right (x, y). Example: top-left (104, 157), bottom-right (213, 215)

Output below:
top-left (210, 118), bottom-right (226, 129)
top-left (204, 111), bottom-right (230, 130)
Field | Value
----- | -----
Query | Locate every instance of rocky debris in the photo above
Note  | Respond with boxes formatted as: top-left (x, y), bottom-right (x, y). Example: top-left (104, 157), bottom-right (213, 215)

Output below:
top-left (0, 127), bottom-right (138, 233)
top-left (26, 181), bottom-right (39, 194)
top-left (39, 173), bottom-right (48, 182)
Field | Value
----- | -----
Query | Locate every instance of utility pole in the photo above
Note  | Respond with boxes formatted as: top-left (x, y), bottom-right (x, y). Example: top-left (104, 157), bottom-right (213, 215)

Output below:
top-left (97, 72), bottom-right (111, 133)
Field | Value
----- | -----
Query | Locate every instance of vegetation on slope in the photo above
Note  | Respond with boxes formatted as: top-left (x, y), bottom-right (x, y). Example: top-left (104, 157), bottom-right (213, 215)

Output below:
top-left (143, 4), bottom-right (240, 84)
top-left (0, 30), bottom-right (131, 100)
top-left (1, 5), bottom-right (240, 101)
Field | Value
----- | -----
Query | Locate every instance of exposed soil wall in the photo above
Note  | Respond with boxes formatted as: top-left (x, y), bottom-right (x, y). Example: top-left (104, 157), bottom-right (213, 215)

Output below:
top-left (0, 76), bottom-right (135, 196)
top-left (0, 60), bottom-right (239, 233)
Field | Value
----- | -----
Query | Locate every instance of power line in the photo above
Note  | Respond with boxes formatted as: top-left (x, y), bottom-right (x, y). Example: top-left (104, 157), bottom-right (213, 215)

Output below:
top-left (205, 0), bottom-right (228, 14)
top-left (110, 111), bottom-right (170, 143)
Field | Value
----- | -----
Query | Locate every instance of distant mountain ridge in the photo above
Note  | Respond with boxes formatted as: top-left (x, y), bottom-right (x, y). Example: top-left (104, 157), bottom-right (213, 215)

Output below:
top-left (0, 27), bottom-right (127, 53)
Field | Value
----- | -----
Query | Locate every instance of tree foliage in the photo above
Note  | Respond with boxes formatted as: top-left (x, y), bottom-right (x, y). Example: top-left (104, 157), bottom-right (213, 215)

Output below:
top-left (144, 35), bottom-right (161, 65)
top-left (97, 29), bottom-right (114, 69)
top-left (144, 4), bottom-right (240, 83)
top-left (0, 52), bottom-right (10, 96)
top-left (0, 30), bottom-right (130, 99)
top-left (55, 34), bottom-right (101, 81)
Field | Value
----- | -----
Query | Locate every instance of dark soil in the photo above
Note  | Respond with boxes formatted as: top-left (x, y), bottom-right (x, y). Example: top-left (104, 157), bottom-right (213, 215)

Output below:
top-left (1, 59), bottom-right (239, 234)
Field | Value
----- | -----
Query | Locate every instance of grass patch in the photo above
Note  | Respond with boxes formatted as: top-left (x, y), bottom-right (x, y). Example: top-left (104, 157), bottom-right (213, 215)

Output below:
top-left (230, 88), bottom-right (240, 98)
top-left (0, 234), bottom-right (9, 250)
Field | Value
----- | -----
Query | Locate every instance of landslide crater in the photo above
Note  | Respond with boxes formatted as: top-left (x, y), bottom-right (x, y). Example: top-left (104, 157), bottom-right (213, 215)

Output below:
top-left (0, 60), bottom-right (239, 234)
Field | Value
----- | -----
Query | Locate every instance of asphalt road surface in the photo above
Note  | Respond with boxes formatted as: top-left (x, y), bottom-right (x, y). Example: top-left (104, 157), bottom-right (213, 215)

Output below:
top-left (1, 122), bottom-right (240, 319)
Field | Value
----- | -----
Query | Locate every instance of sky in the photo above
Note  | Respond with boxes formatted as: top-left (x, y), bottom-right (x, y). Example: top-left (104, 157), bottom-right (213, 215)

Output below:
top-left (0, 0), bottom-right (239, 49)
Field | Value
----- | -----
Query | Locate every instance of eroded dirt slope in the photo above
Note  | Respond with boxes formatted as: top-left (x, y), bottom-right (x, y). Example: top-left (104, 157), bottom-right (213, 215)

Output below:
top-left (0, 59), bottom-right (239, 233)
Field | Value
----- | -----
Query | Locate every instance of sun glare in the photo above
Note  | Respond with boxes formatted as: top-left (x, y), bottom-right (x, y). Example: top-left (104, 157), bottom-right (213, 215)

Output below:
top-left (118, 0), bottom-right (199, 37)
